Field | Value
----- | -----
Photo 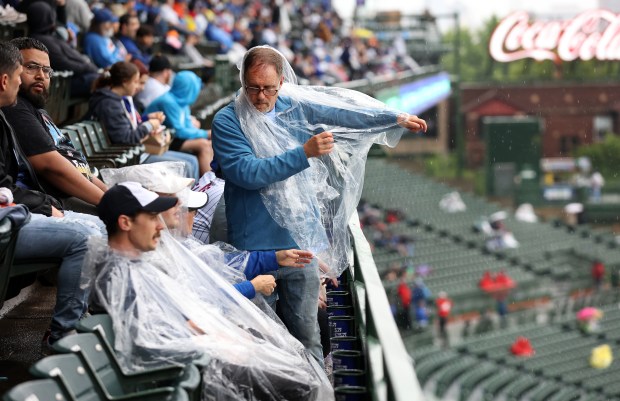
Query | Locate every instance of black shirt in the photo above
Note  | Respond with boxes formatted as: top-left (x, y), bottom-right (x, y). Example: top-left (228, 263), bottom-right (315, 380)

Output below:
top-left (3, 96), bottom-right (92, 200)
top-left (0, 109), bottom-right (57, 216)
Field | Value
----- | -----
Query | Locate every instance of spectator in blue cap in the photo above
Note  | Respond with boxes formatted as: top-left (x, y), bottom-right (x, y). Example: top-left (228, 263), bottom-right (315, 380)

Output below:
top-left (83, 7), bottom-right (129, 68)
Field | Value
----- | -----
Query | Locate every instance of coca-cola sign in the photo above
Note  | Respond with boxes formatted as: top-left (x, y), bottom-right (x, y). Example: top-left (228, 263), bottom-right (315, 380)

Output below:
top-left (489, 10), bottom-right (620, 62)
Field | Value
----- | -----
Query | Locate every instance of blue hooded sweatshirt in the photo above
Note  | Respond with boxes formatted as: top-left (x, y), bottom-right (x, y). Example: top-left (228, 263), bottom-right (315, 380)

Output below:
top-left (145, 71), bottom-right (209, 140)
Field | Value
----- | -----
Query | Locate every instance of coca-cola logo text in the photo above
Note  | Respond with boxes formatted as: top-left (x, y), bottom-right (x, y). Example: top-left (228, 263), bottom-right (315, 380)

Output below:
top-left (489, 10), bottom-right (620, 62)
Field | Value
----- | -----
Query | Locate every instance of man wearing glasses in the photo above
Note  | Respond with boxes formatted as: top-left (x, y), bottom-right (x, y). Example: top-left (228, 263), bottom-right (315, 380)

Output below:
top-left (2, 37), bottom-right (107, 215)
top-left (212, 46), bottom-right (427, 366)
top-left (0, 40), bottom-right (102, 353)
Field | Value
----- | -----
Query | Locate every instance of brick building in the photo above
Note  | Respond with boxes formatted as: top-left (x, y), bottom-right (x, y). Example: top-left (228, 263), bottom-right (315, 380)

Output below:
top-left (461, 82), bottom-right (620, 167)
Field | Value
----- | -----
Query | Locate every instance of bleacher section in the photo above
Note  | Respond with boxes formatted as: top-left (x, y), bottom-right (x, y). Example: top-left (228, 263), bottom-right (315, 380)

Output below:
top-left (363, 158), bottom-right (620, 311)
top-left (409, 305), bottom-right (620, 401)
top-left (362, 158), bottom-right (620, 400)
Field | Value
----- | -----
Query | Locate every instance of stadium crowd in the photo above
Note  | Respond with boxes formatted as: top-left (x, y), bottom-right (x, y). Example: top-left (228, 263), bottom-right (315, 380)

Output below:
top-left (1, 0), bottom-right (419, 89)
top-left (0, 0), bottom-right (428, 394)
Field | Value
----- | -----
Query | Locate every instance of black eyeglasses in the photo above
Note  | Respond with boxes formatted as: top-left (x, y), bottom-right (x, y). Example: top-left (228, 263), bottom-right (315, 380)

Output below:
top-left (245, 86), bottom-right (279, 96)
top-left (23, 63), bottom-right (54, 78)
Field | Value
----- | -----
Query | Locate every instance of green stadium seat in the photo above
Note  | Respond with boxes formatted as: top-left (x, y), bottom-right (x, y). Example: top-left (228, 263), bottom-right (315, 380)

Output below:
top-left (434, 356), bottom-right (478, 398)
top-left (457, 362), bottom-right (497, 401)
top-left (77, 121), bottom-right (143, 164)
top-left (481, 370), bottom-right (521, 401)
top-left (2, 378), bottom-right (74, 401)
top-left (63, 125), bottom-right (129, 167)
top-left (545, 386), bottom-right (583, 401)
top-left (29, 353), bottom-right (188, 401)
top-left (414, 350), bottom-right (459, 386)
top-left (74, 315), bottom-right (201, 401)
top-left (61, 128), bottom-right (117, 169)
top-left (502, 374), bottom-right (539, 401)
top-left (74, 123), bottom-right (138, 165)
top-left (528, 381), bottom-right (562, 401)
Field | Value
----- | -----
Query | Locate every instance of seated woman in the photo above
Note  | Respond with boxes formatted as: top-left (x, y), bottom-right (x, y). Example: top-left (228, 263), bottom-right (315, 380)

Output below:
top-left (146, 71), bottom-right (213, 175)
top-left (86, 61), bottom-right (199, 179)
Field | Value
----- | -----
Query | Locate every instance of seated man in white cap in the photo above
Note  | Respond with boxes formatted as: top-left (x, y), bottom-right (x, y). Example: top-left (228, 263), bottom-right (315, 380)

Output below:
top-left (88, 181), bottom-right (333, 400)
top-left (100, 162), bottom-right (313, 299)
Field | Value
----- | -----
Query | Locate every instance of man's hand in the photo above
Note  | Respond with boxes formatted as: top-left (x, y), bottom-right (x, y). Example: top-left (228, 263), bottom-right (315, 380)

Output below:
top-left (318, 285), bottom-right (327, 310)
top-left (318, 258), bottom-right (338, 288)
top-left (148, 118), bottom-right (162, 132)
top-left (276, 249), bottom-right (313, 268)
top-left (251, 275), bottom-right (277, 296)
top-left (303, 132), bottom-right (334, 158)
top-left (190, 116), bottom-right (201, 128)
top-left (148, 112), bottom-right (166, 123)
top-left (397, 113), bottom-right (427, 133)
top-left (188, 319), bottom-right (205, 335)
top-left (51, 206), bottom-right (64, 218)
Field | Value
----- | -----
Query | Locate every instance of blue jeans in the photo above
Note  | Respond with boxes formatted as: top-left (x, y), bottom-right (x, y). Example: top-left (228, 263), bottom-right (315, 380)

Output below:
top-left (146, 151), bottom-right (199, 180)
top-left (13, 214), bottom-right (100, 340)
top-left (265, 260), bottom-right (323, 366)
top-left (63, 211), bottom-right (107, 236)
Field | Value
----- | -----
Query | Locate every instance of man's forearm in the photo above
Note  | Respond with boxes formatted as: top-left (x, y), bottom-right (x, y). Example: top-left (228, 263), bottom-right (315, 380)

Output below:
top-left (92, 176), bottom-right (108, 192)
top-left (40, 168), bottom-right (104, 205)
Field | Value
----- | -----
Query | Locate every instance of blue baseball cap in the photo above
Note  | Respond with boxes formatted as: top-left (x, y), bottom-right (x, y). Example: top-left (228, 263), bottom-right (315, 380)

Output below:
top-left (92, 8), bottom-right (119, 23)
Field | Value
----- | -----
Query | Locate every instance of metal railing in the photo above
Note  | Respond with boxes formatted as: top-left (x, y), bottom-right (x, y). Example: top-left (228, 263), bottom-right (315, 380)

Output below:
top-left (348, 212), bottom-right (425, 401)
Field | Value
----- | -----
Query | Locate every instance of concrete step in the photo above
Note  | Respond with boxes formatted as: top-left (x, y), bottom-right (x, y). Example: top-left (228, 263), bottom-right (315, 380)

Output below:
top-left (0, 282), bottom-right (54, 395)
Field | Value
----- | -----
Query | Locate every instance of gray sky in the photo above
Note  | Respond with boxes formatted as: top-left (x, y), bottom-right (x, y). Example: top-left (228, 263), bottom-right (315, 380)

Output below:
top-left (333, 0), bottom-right (601, 31)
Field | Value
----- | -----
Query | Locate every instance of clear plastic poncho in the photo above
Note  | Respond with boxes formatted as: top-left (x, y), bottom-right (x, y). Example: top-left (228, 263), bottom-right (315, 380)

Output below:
top-left (100, 163), bottom-right (251, 290)
top-left (83, 235), bottom-right (333, 401)
top-left (235, 46), bottom-right (411, 277)
top-left (183, 238), bottom-right (250, 285)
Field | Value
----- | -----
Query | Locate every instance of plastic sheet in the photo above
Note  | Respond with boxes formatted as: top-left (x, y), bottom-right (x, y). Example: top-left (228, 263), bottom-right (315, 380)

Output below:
top-left (234, 46), bottom-right (415, 277)
top-left (510, 336), bottom-right (535, 357)
top-left (183, 238), bottom-right (249, 285)
top-left (100, 162), bottom-right (273, 304)
top-left (83, 235), bottom-right (333, 400)
top-left (439, 192), bottom-right (466, 213)
top-left (514, 203), bottom-right (538, 223)
top-left (590, 344), bottom-right (612, 369)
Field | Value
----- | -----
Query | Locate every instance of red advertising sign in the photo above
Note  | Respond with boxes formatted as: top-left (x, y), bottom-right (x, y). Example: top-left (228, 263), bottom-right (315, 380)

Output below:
top-left (489, 10), bottom-right (620, 62)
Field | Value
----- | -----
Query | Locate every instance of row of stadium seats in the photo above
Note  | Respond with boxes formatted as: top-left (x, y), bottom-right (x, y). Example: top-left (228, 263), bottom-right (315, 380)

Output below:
top-left (410, 299), bottom-right (620, 400)
top-left (4, 314), bottom-right (199, 401)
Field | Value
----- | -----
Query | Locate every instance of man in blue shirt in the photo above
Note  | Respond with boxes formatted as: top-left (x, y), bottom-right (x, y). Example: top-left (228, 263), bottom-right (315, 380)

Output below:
top-left (212, 46), bottom-right (427, 364)
top-left (118, 13), bottom-right (151, 66)
top-left (83, 8), bottom-right (127, 68)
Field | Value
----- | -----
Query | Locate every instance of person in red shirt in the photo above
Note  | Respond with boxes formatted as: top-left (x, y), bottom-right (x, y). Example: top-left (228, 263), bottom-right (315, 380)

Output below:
top-left (592, 259), bottom-right (605, 291)
top-left (435, 291), bottom-right (452, 338)
top-left (396, 269), bottom-right (412, 330)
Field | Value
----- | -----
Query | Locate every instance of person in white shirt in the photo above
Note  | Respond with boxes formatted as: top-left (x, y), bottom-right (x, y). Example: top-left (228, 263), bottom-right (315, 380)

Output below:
top-left (135, 54), bottom-right (172, 110)
top-left (590, 171), bottom-right (605, 203)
